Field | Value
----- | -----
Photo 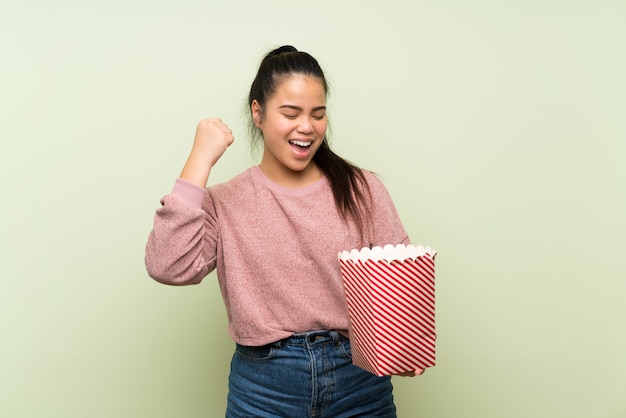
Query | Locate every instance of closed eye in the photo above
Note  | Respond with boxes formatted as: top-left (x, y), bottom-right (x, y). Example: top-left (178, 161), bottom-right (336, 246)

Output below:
top-left (279, 104), bottom-right (326, 121)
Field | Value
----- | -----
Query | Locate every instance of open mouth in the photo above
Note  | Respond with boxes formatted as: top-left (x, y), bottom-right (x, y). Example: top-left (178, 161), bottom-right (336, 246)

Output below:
top-left (289, 140), bottom-right (313, 149)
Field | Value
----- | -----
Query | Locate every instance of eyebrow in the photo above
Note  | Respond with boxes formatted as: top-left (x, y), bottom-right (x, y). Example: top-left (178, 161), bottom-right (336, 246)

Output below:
top-left (278, 105), bottom-right (326, 112)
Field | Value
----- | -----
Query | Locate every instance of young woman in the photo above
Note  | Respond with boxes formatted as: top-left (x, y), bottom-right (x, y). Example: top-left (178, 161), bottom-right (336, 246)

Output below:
top-left (145, 45), bottom-right (422, 417)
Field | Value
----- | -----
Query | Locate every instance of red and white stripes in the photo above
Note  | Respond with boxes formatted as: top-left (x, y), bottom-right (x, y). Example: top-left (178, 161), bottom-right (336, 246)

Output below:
top-left (339, 248), bottom-right (436, 376)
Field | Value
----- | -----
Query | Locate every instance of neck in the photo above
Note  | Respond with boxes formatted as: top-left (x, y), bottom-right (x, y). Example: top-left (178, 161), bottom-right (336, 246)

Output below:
top-left (258, 161), bottom-right (322, 189)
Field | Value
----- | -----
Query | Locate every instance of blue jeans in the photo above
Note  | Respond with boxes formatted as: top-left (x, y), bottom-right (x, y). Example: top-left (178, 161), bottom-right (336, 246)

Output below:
top-left (226, 330), bottom-right (396, 417)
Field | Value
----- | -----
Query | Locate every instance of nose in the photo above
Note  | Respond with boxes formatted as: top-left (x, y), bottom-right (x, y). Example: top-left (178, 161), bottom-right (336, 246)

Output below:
top-left (297, 116), bottom-right (314, 134)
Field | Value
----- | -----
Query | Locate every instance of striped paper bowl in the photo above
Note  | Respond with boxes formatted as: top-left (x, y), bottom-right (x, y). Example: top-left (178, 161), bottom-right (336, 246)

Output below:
top-left (338, 244), bottom-right (437, 376)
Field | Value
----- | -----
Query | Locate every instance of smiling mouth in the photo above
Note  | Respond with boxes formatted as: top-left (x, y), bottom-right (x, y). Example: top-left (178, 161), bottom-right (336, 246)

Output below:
top-left (289, 140), bottom-right (313, 148)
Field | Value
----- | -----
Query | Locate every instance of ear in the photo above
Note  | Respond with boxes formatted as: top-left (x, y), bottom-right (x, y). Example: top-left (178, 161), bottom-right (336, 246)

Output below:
top-left (251, 100), bottom-right (263, 128)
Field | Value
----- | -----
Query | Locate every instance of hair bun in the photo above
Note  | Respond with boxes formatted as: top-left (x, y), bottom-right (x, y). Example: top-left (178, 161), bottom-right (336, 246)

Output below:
top-left (271, 45), bottom-right (298, 56)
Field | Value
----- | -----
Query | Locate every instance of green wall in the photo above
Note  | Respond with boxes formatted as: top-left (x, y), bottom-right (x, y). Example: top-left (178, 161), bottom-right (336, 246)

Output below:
top-left (1, 1), bottom-right (624, 417)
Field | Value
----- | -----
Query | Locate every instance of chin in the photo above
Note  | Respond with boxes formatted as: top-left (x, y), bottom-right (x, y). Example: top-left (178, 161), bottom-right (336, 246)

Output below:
top-left (287, 161), bottom-right (314, 173)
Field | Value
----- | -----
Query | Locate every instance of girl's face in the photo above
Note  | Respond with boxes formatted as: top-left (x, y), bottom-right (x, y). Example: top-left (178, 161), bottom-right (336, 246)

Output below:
top-left (253, 74), bottom-right (327, 186)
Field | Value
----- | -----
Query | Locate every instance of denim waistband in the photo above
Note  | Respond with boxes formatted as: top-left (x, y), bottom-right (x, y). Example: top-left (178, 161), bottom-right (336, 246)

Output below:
top-left (275, 330), bottom-right (345, 349)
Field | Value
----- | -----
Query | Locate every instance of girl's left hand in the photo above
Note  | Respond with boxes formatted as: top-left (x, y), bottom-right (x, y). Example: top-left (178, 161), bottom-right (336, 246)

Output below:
top-left (396, 368), bottom-right (426, 377)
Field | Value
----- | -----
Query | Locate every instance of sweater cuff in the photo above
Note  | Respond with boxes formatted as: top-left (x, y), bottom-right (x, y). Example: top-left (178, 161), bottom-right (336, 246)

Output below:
top-left (171, 178), bottom-right (207, 208)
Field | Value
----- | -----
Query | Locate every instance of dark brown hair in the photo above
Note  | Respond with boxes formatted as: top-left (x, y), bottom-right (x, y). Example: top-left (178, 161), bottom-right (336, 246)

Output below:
top-left (248, 45), bottom-right (371, 237)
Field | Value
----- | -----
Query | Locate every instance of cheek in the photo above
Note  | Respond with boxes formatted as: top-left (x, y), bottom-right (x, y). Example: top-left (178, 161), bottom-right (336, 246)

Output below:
top-left (267, 116), bottom-right (295, 134)
top-left (315, 120), bottom-right (328, 135)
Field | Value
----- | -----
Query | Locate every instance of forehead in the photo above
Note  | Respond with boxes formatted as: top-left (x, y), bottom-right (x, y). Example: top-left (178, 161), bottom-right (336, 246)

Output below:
top-left (270, 74), bottom-right (327, 102)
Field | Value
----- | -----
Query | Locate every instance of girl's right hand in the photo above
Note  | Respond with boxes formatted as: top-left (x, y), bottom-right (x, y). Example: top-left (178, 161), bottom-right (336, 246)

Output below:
top-left (180, 118), bottom-right (234, 187)
top-left (192, 118), bottom-right (234, 168)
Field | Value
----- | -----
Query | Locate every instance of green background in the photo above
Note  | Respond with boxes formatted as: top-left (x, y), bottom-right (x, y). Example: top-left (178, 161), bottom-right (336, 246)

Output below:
top-left (1, 1), bottom-right (624, 417)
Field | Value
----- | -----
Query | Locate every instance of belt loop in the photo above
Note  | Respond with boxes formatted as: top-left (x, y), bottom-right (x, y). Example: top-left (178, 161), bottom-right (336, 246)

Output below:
top-left (331, 330), bottom-right (340, 348)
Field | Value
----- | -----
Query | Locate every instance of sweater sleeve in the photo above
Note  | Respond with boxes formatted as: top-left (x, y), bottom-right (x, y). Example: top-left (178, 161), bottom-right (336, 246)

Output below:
top-left (145, 178), bottom-right (218, 285)
top-left (364, 171), bottom-right (411, 247)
